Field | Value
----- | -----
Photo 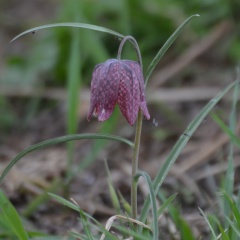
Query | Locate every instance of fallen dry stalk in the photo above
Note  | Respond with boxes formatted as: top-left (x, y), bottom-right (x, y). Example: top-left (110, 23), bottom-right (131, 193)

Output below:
top-left (100, 214), bottom-right (151, 240)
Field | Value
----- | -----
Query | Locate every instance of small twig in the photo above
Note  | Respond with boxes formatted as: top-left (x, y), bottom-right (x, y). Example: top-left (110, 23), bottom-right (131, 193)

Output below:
top-left (100, 214), bottom-right (151, 240)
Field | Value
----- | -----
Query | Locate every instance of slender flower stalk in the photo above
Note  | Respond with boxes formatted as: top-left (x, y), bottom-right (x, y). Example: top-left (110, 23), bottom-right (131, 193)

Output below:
top-left (88, 35), bottom-right (150, 221)
top-left (117, 36), bottom-right (145, 220)
top-left (131, 110), bottom-right (143, 220)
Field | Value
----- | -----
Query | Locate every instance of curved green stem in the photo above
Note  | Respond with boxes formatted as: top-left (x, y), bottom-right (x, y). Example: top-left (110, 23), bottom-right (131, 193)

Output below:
top-left (131, 110), bottom-right (143, 219)
top-left (117, 36), bottom-right (143, 68)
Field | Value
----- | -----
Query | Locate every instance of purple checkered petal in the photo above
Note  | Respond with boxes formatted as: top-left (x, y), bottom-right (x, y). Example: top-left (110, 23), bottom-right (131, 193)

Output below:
top-left (122, 60), bottom-right (150, 120)
top-left (87, 59), bottom-right (121, 122)
top-left (88, 59), bottom-right (150, 125)
top-left (118, 62), bottom-right (141, 125)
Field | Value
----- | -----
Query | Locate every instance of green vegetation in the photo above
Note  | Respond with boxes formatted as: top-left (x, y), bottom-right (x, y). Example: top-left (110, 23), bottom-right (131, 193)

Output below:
top-left (0, 0), bottom-right (239, 239)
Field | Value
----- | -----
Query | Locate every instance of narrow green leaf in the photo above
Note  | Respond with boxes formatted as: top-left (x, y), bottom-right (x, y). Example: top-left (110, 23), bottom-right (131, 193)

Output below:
top-left (140, 80), bottom-right (238, 223)
top-left (144, 14), bottom-right (200, 86)
top-left (198, 208), bottom-right (217, 239)
top-left (104, 160), bottom-right (121, 215)
top-left (48, 193), bottom-right (118, 240)
top-left (0, 133), bottom-right (133, 183)
top-left (69, 231), bottom-right (89, 240)
top-left (66, 27), bottom-right (81, 181)
top-left (157, 193), bottom-right (178, 218)
top-left (0, 190), bottom-right (29, 240)
top-left (178, 218), bottom-right (195, 240)
top-left (135, 171), bottom-right (158, 240)
top-left (211, 113), bottom-right (240, 147)
top-left (223, 69), bottom-right (239, 226)
top-left (79, 208), bottom-right (94, 240)
top-left (48, 193), bottom-right (82, 212)
top-left (237, 190), bottom-right (240, 212)
top-left (218, 225), bottom-right (230, 240)
top-left (118, 191), bottom-right (131, 215)
top-left (221, 191), bottom-right (240, 228)
top-left (113, 225), bottom-right (150, 240)
top-left (226, 217), bottom-right (240, 237)
top-left (11, 23), bottom-right (124, 42)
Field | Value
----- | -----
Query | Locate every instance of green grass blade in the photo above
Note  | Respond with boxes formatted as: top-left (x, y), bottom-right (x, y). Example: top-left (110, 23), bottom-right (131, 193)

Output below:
top-left (139, 80), bottom-right (238, 223)
top-left (0, 190), bottom-right (29, 240)
top-left (226, 217), bottom-right (240, 237)
top-left (221, 191), bottom-right (240, 228)
top-left (0, 133), bottom-right (133, 183)
top-left (113, 225), bottom-right (150, 240)
top-left (211, 113), bottom-right (240, 147)
top-left (78, 207), bottom-right (94, 240)
top-left (11, 23), bottom-right (124, 42)
top-left (144, 14), bottom-right (199, 86)
top-left (198, 208), bottom-right (217, 239)
top-left (237, 190), bottom-right (240, 211)
top-left (48, 193), bottom-right (118, 240)
top-left (69, 231), bottom-right (90, 240)
top-left (104, 160), bottom-right (121, 215)
top-left (118, 191), bottom-right (131, 215)
top-left (157, 192), bottom-right (178, 218)
top-left (66, 28), bottom-right (81, 180)
top-left (48, 193), bottom-right (81, 212)
top-left (135, 171), bottom-right (158, 240)
top-left (178, 218), bottom-right (196, 240)
top-left (218, 226), bottom-right (230, 240)
top-left (224, 69), bottom-right (239, 224)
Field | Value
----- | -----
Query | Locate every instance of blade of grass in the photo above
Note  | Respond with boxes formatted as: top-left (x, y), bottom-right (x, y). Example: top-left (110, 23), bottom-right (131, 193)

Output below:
top-left (139, 80), bottom-right (239, 223)
top-left (11, 23), bottom-right (124, 42)
top-left (69, 231), bottom-right (90, 240)
top-left (157, 192), bottom-right (178, 219)
top-left (104, 160), bottom-right (121, 215)
top-left (224, 68), bottom-right (239, 225)
top-left (178, 217), bottom-right (196, 240)
top-left (198, 208), bottom-right (217, 240)
top-left (217, 226), bottom-right (230, 240)
top-left (221, 190), bottom-right (240, 228)
top-left (0, 133), bottom-right (133, 183)
top-left (118, 191), bottom-right (131, 216)
top-left (66, 28), bottom-right (81, 181)
top-left (226, 217), bottom-right (240, 237)
top-left (135, 171), bottom-right (158, 240)
top-left (144, 14), bottom-right (200, 87)
top-left (211, 113), bottom-right (240, 147)
top-left (0, 190), bottom-right (29, 240)
top-left (237, 190), bottom-right (240, 211)
top-left (48, 193), bottom-right (119, 240)
top-left (77, 204), bottom-right (94, 240)
top-left (113, 224), bottom-right (150, 240)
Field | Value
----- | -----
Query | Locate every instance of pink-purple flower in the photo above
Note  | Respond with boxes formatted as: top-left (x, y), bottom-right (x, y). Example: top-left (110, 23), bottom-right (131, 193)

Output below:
top-left (87, 59), bottom-right (150, 126)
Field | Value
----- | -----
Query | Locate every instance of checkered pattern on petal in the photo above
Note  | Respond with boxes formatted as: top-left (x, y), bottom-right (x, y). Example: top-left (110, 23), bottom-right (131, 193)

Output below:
top-left (88, 59), bottom-right (150, 125)
top-left (87, 59), bottom-right (121, 122)
top-left (122, 60), bottom-right (150, 120)
top-left (118, 62), bottom-right (141, 125)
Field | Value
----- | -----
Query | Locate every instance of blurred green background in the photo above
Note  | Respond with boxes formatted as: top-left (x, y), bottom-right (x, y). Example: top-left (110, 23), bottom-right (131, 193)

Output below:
top-left (0, 0), bottom-right (239, 137)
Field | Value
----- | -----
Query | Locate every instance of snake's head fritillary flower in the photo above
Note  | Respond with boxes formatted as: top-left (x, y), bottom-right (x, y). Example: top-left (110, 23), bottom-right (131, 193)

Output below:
top-left (87, 59), bottom-right (150, 126)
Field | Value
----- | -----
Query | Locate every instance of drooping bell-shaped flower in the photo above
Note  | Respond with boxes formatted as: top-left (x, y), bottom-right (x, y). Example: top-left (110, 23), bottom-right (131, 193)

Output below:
top-left (87, 58), bottom-right (150, 125)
